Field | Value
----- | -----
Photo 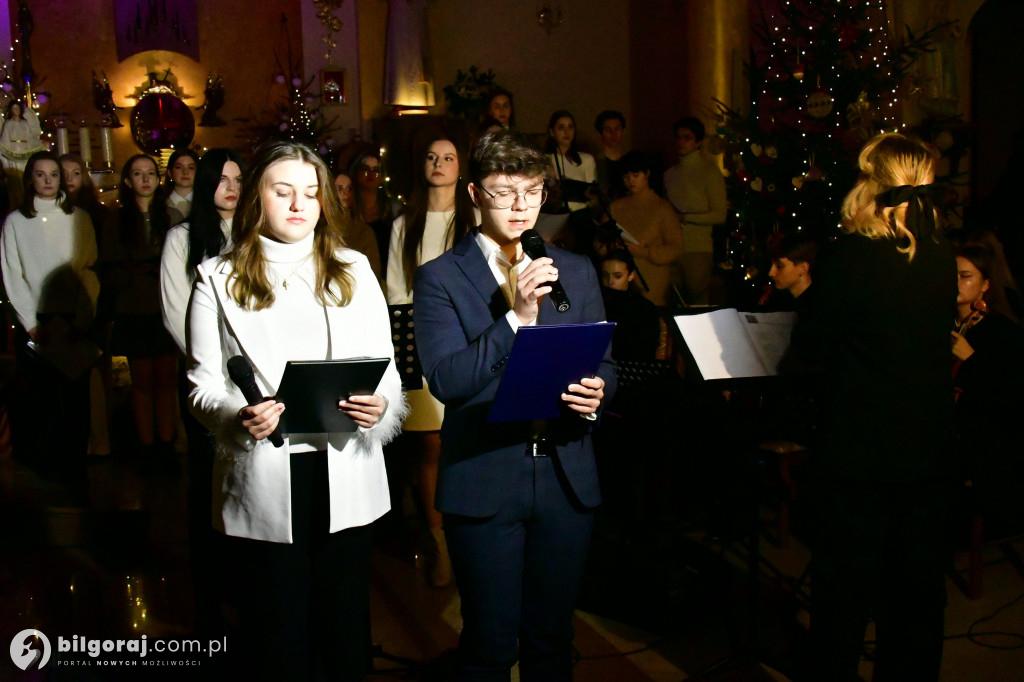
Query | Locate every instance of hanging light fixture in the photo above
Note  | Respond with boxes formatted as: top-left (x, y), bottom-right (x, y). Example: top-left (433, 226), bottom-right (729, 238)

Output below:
top-left (536, 4), bottom-right (563, 34)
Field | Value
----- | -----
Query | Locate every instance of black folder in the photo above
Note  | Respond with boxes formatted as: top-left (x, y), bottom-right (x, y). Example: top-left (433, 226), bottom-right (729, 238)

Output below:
top-left (276, 358), bottom-right (390, 434)
top-left (487, 323), bottom-right (615, 423)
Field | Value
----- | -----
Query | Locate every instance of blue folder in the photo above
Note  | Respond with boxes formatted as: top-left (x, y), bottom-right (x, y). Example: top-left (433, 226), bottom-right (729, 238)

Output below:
top-left (487, 322), bottom-right (615, 423)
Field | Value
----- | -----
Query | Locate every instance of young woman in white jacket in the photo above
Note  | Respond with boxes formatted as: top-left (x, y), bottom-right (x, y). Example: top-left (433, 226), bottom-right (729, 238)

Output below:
top-left (187, 141), bottom-right (405, 680)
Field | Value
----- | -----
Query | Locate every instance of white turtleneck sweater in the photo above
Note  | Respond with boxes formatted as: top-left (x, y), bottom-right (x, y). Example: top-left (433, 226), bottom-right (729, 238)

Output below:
top-left (1, 197), bottom-right (100, 330)
top-left (252, 233), bottom-right (331, 452)
top-left (256, 232), bottom-right (331, 369)
top-left (160, 217), bottom-right (233, 354)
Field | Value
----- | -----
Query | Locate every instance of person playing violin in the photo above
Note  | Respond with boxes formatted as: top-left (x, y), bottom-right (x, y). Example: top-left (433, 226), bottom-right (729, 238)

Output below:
top-left (951, 239), bottom-right (1024, 521)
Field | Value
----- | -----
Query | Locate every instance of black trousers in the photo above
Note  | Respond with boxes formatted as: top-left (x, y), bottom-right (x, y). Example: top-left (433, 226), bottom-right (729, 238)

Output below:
top-left (7, 326), bottom-right (90, 476)
top-left (809, 478), bottom-right (954, 681)
top-left (444, 453), bottom-right (594, 682)
top-left (219, 450), bottom-right (373, 682)
top-left (179, 361), bottom-right (219, 634)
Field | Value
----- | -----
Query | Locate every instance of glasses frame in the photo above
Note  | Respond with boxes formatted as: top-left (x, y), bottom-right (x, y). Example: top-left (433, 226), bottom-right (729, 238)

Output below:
top-left (476, 185), bottom-right (548, 210)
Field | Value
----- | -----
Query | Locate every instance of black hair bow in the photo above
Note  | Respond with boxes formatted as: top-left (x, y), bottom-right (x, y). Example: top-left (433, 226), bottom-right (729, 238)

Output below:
top-left (882, 184), bottom-right (941, 240)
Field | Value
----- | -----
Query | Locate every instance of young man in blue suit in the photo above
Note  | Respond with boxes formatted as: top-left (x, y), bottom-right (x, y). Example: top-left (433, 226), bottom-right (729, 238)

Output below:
top-left (413, 128), bottom-right (616, 681)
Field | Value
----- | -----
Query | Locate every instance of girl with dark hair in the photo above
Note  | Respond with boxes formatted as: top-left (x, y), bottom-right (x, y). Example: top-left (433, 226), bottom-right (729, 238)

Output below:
top-left (952, 240), bottom-right (1024, 519)
top-left (102, 154), bottom-right (178, 461)
top-left (188, 140), bottom-right (405, 680)
top-left (546, 109), bottom-right (596, 212)
top-left (160, 148), bottom-right (245, 629)
top-left (1, 150), bottom-right (99, 476)
top-left (480, 88), bottom-right (514, 131)
top-left (349, 150), bottom-right (401, 274)
top-left (164, 148), bottom-right (199, 220)
top-left (607, 150), bottom-right (682, 307)
top-left (386, 134), bottom-right (477, 586)
top-left (160, 148), bottom-right (245, 353)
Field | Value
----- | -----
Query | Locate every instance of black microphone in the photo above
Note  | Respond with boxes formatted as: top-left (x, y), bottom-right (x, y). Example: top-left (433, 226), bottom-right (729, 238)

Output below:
top-left (520, 229), bottom-right (571, 312)
top-left (227, 355), bottom-right (284, 448)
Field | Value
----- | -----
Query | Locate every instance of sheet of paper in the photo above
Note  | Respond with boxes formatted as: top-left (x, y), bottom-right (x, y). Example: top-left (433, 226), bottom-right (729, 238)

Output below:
top-left (674, 308), bottom-right (769, 380)
top-left (740, 311), bottom-right (796, 375)
top-left (613, 225), bottom-right (641, 245)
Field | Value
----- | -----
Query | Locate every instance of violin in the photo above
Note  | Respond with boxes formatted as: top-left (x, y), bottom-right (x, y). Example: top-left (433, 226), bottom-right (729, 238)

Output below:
top-left (952, 298), bottom-right (987, 397)
top-left (955, 298), bottom-right (988, 336)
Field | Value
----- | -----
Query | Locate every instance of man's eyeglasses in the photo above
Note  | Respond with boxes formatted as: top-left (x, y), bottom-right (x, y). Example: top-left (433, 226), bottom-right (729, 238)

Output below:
top-left (477, 186), bottom-right (547, 209)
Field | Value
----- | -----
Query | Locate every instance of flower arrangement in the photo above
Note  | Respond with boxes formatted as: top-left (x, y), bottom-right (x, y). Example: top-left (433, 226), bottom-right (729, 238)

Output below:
top-left (442, 66), bottom-right (502, 120)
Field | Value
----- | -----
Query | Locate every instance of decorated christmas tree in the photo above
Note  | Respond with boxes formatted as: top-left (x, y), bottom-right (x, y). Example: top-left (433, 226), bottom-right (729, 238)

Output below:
top-left (715, 0), bottom-right (946, 291)
top-left (237, 14), bottom-right (342, 156)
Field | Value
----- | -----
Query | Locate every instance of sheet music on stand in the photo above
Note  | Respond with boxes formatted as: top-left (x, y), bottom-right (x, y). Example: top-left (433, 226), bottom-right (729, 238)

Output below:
top-left (388, 304), bottom-right (423, 391)
top-left (673, 308), bottom-right (796, 381)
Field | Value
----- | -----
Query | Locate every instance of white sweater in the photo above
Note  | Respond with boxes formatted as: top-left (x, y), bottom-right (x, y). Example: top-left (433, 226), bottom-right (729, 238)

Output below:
top-left (1, 198), bottom-right (99, 330)
top-left (386, 212), bottom-right (456, 305)
top-left (160, 217), bottom-right (233, 354)
top-left (548, 151), bottom-right (597, 212)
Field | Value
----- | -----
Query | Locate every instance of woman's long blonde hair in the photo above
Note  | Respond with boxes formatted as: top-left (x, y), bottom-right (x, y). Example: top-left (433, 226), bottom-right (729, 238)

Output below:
top-left (226, 141), bottom-right (354, 311)
top-left (840, 133), bottom-right (937, 260)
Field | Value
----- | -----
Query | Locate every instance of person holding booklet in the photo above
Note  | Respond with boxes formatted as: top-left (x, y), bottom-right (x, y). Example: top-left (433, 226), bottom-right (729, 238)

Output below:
top-left (790, 133), bottom-right (956, 680)
top-left (187, 140), bottom-right (406, 681)
top-left (413, 128), bottom-right (615, 681)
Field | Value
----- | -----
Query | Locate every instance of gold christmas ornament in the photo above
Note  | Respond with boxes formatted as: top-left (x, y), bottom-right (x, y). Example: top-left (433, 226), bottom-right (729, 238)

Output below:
top-left (807, 91), bottom-right (834, 119)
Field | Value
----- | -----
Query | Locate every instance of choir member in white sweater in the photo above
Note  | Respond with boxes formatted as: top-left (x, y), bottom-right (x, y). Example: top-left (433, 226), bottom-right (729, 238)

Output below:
top-left (1, 151), bottom-right (99, 476)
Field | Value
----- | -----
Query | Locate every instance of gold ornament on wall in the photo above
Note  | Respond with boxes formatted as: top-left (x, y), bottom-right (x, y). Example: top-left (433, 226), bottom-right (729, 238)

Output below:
top-left (313, 0), bottom-right (345, 61)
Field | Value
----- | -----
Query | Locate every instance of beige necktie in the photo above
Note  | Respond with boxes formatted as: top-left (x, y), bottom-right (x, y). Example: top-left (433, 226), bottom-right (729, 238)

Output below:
top-left (501, 259), bottom-right (518, 309)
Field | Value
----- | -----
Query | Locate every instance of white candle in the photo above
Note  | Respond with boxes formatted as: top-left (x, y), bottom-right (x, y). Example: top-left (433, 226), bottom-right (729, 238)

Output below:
top-left (78, 127), bottom-right (92, 167)
top-left (100, 128), bottom-right (113, 170)
top-left (56, 128), bottom-right (69, 157)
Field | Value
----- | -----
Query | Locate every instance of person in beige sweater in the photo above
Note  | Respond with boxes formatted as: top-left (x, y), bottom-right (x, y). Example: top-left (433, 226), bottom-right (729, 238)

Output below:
top-left (608, 150), bottom-right (683, 307)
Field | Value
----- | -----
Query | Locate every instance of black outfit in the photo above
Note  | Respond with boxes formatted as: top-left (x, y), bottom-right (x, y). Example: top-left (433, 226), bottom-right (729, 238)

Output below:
top-left (601, 286), bottom-right (661, 361)
top-left (792, 232), bottom-right (957, 680)
top-left (954, 312), bottom-right (1024, 517)
top-left (595, 155), bottom-right (626, 202)
top-left (219, 451), bottom-right (372, 682)
top-left (100, 211), bottom-right (177, 357)
top-left (8, 325), bottom-right (91, 478)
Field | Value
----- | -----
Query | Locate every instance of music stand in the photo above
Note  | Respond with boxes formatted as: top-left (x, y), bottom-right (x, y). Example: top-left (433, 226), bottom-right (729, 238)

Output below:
top-left (388, 304), bottom-right (423, 391)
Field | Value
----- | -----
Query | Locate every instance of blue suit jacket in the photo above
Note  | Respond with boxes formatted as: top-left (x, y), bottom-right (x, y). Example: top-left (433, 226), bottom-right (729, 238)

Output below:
top-left (413, 233), bottom-right (616, 517)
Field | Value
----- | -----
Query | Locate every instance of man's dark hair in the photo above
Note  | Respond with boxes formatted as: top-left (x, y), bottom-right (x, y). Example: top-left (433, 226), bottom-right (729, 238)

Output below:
top-left (594, 110), bottom-right (626, 134)
top-left (767, 232), bottom-right (817, 270)
top-left (619, 150), bottom-right (651, 174)
top-left (673, 116), bottom-right (705, 141)
top-left (469, 128), bottom-right (549, 186)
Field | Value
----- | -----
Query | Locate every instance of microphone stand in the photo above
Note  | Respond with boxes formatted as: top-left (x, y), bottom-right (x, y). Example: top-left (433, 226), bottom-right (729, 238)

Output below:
top-left (592, 183), bottom-right (650, 293)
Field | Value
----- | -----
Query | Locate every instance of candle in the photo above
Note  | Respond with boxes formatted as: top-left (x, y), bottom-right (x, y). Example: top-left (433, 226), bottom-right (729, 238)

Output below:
top-left (78, 127), bottom-right (92, 168)
top-left (100, 128), bottom-right (114, 170)
top-left (56, 128), bottom-right (69, 157)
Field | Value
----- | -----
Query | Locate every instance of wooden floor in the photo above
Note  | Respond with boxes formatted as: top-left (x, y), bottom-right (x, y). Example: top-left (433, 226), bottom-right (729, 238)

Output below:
top-left (1, 442), bottom-right (1023, 681)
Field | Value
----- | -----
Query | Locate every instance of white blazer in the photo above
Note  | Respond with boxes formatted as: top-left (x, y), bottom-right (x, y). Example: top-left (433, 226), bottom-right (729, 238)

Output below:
top-left (187, 249), bottom-right (406, 543)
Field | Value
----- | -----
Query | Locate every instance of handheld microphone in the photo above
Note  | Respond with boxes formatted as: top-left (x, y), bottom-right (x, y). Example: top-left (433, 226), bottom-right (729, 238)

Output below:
top-left (227, 355), bottom-right (284, 448)
top-left (520, 229), bottom-right (571, 312)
